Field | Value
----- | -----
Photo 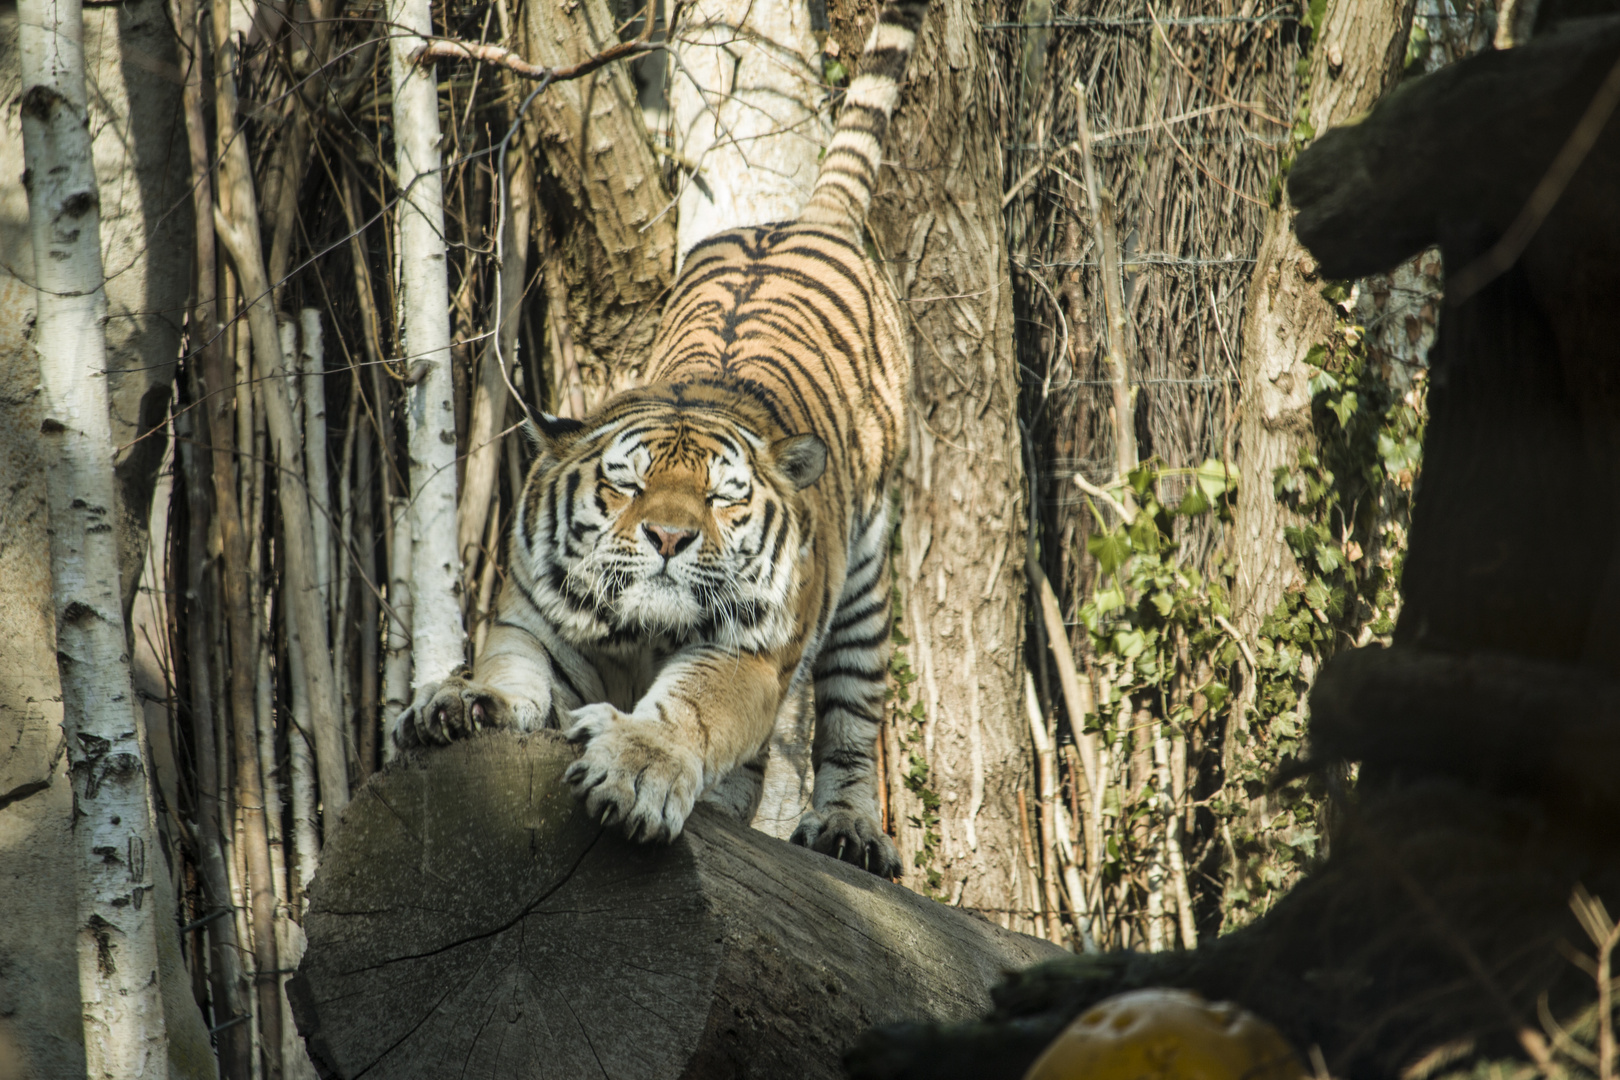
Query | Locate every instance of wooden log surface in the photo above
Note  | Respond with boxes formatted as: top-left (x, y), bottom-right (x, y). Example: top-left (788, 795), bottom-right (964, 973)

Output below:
top-left (289, 731), bottom-right (1063, 1079)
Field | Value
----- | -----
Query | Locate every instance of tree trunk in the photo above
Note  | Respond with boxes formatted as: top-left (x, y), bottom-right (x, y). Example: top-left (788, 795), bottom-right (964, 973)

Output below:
top-left (1223, 0), bottom-right (1417, 922)
top-left (2, 0), bottom-right (207, 1068)
top-left (18, 2), bottom-right (173, 1070)
top-left (670, 0), bottom-right (829, 258)
top-left (383, 496), bottom-right (415, 760)
top-left (212, 0), bottom-right (350, 830)
top-left (848, 0), bottom-right (1034, 921)
top-left (1231, 0), bottom-right (1417, 643)
top-left (661, 0), bottom-right (827, 836)
top-left (289, 732), bottom-right (1062, 1079)
top-left (456, 142), bottom-right (528, 606)
top-left (389, 0), bottom-right (469, 692)
top-left (523, 0), bottom-right (677, 388)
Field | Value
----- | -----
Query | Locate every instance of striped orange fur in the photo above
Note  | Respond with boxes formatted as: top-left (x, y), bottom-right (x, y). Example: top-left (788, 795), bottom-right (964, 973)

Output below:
top-left (392, 0), bottom-right (929, 877)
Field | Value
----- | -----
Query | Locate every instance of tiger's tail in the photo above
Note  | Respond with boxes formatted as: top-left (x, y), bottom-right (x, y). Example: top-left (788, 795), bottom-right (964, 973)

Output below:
top-left (797, 0), bottom-right (931, 235)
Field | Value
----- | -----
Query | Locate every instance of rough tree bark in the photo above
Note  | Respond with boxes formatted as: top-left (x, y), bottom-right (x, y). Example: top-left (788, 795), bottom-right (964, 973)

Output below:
top-left (18, 0), bottom-right (179, 1070)
top-left (844, 0), bottom-right (1034, 919)
top-left (523, 0), bottom-right (677, 391)
top-left (390, 0), bottom-right (469, 693)
top-left (289, 732), bottom-right (1062, 1078)
top-left (670, 0), bottom-right (829, 257)
top-left (1231, 0), bottom-right (1417, 643)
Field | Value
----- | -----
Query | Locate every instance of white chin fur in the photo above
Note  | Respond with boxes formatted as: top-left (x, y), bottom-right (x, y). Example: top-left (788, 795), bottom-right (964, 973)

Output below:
top-left (615, 578), bottom-right (704, 632)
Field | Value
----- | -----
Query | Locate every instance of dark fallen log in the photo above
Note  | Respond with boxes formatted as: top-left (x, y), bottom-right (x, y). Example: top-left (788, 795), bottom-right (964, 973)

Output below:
top-left (288, 731), bottom-right (1063, 1079)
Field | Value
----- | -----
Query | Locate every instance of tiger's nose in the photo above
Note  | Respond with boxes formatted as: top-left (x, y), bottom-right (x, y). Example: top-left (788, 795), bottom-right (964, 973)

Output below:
top-left (643, 523), bottom-right (698, 558)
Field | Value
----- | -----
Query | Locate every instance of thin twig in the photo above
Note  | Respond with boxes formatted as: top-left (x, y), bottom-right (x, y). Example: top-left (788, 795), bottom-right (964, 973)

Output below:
top-left (1213, 612), bottom-right (1260, 677)
top-left (1571, 885), bottom-right (1619, 1080)
top-left (414, 36), bottom-right (663, 83)
top-left (1072, 471), bottom-right (1135, 523)
top-left (1146, 5), bottom-right (1290, 128)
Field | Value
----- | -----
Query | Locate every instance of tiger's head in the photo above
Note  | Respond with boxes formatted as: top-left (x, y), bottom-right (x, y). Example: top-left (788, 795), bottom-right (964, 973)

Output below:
top-left (521, 388), bottom-right (828, 649)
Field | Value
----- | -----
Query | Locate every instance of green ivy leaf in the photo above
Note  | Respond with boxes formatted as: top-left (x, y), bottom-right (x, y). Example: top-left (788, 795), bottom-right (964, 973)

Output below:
top-left (1319, 280), bottom-right (1351, 304)
top-left (1115, 627), bottom-right (1148, 659)
top-left (1304, 577), bottom-right (1333, 613)
top-left (1196, 458), bottom-right (1238, 498)
top-left (1307, 369), bottom-right (1340, 397)
top-left (1176, 483), bottom-right (1211, 517)
top-left (1127, 462), bottom-right (1157, 499)
top-left (1328, 391), bottom-right (1359, 429)
top-left (1088, 529), bottom-right (1133, 576)
top-left (1313, 544), bottom-right (1344, 574)
top-left (1129, 514), bottom-right (1163, 555)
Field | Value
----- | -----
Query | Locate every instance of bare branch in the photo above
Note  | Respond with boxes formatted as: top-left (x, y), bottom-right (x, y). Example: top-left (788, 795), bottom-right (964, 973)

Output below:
top-left (413, 36), bottom-right (661, 83)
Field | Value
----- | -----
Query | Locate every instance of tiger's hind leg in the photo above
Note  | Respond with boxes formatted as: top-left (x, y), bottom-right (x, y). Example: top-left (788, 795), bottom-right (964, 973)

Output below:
top-left (790, 510), bottom-right (902, 878)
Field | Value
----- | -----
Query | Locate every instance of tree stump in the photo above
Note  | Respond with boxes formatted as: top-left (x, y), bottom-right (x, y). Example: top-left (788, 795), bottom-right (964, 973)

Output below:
top-left (288, 731), bottom-right (1063, 1079)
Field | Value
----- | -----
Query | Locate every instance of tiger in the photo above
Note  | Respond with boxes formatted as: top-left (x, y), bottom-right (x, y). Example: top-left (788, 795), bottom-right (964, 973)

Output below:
top-left (391, 0), bottom-right (932, 878)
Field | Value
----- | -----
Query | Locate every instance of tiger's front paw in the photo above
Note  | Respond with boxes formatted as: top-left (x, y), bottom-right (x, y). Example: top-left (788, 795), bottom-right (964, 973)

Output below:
top-left (563, 704), bottom-right (704, 843)
top-left (392, 671), bottom-right (515, 749)
top-left (791, 809), bottom-right (902, 878)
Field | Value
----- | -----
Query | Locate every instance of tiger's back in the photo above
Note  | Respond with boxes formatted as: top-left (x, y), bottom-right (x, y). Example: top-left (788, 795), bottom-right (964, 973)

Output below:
top-left (651, 223), bottom-right (908, 527)
top-left (394, 0), bottom-right (930, 877)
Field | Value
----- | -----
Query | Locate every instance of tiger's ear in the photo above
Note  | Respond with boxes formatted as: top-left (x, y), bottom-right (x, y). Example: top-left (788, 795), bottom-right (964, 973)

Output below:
top-left (523, 412), bottom-right (586, 455)
top-left (773, 434), bottom-right (827, 491)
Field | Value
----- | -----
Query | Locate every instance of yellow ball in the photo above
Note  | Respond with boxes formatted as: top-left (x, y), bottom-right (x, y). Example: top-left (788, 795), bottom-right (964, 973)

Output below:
top-left (1023, 988), bottom-right (1307, 1080)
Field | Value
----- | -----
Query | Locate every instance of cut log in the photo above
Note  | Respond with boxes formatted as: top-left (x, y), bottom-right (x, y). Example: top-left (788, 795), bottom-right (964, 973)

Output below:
top-left (288, 731), bottom-right (1063, 1079)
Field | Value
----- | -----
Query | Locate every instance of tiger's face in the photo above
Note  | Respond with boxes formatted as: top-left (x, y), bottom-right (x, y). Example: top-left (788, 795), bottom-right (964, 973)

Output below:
top-left (527, 399), bottom-right (827, 648)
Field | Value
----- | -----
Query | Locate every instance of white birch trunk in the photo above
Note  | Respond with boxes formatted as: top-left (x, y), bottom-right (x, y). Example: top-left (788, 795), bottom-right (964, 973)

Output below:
top-left (670, 0), bottom-right (829, 258)
top-left (288, 619), bottom-right (322, 906)
top-left (670, 0), bottom-right (828, 832)
top-left (297, 310), bottom-right (333, 619)
top-left (382, 497), bottom-right (414, 763)
top-left (388, 0), bottom-right (467, 688)
top-left (18, 0), bottom-right (170, 1070)
top-left (250, 412), bottom-right (290, 909)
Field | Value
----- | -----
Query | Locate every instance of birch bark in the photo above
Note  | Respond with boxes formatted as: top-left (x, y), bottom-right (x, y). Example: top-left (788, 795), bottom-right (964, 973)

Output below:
top-left (18, 0), bottom-right (169, 1070)
top-left (670, 0), bottom-right (830, 258)
top-left (389, 0), bottom-right (468, 689)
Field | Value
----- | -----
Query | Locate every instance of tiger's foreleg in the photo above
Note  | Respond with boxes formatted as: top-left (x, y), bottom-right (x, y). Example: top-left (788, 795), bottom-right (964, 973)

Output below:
top-left (390, 585), bottom-right (589, 748)
top-left (563, 646), bottom-right (779, 843)
top-left (791, 520), bottom-right (904, 878)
